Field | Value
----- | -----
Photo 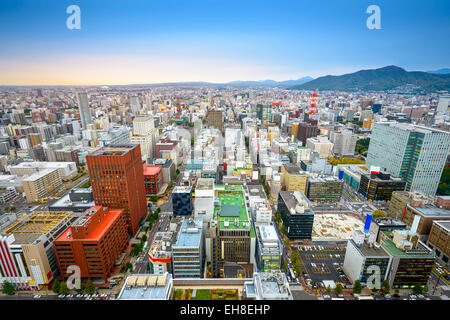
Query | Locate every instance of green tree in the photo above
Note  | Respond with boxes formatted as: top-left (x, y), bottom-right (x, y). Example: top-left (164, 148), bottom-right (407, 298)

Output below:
top-left (284, 238), bottom-right (290, 248)
top-left (372, 210), bottom-right (386, 218)
top-left (412, 284), bottom-right (423, 295)
top-left (381, 280), bottom-right (390, 294)
top-left (423, 284), bottom-right (429, 294)
top-left (85, 280), bottom-right (95, 294)
top-left (334, 284), bottom-right (343, 295)
top-left (326, 285), bottom-right (331, 294)
top-left (2, 281), bottom-right (16, 295)
top-left (280, 225), bottom-right (287, 236)
top-left (52, 280), bottom-right (61, 293)
top-left (176, 169), bottom-right (180, 175)
top-left (142, 234), bottom-right (148, 242)
top-left (59, 281), bottom-right (69, 294)
top-left (353, 280), bottom-right (362, 294)
top-left (150, 195), bottom-right (158, 203)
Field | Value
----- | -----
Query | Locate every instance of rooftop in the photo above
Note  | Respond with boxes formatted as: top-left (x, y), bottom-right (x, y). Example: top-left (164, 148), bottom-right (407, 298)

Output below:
top-left (352, 240), bottom-right (390, 257)
top-left (408, 203), bottom-right (450, 218)
top-left (173, 217), bottom-right (203, 249)
top-left (381, 237), bottom-right (434, 259)
top-left (22, 168), bottom-right (58, 181)
top-left (433, 220), bottom-right (450, 232)
top-left (212, 189), bottom-right (252, 234)
top-left (3, 211), bottom-right (74, 235)
top-left (89, 144), bottom-right (137, 157)
top-left (118, 273), bottom-right (172, 300)
top-left (143, 164), bottom-right (162, 176)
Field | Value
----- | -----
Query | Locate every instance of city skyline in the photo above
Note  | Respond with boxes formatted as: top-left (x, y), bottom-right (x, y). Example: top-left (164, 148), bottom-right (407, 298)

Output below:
top-left (1, 0), bottom-right (449, 85)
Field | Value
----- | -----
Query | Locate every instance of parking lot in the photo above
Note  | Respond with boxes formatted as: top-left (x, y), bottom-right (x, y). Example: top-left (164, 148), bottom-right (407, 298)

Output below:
top-left (296, 243), bottom-right (351, 288)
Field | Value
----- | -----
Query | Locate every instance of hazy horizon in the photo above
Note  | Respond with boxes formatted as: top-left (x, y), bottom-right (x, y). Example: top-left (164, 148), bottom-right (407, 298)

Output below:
top-left (1, 0), bottom-right (449, 85)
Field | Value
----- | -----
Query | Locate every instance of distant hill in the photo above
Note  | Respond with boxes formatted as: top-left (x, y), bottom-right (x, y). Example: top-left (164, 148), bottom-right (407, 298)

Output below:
top-left (292, 66), bottom-right (450, 92)
top-left (427, 68), bottom-right (450, 74)
top-left (227, 77), bottom-right (313, 87)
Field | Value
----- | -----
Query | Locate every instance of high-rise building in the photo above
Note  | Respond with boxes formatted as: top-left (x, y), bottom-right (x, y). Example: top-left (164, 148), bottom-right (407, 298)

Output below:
top-left (54, 206), bottom-right (128, 281)
top-left (366, 123), bottom-right (450, 196)
top-left (306, 176), bottom-right (343, 203)
top-left (86, 144), bottom-right (147, 236)
top-left (296, 122), bottom-right (318, 147)
top-left (172, 217), bottom-right (204, 278)
top-left (77, 92), bottom-right (92, 129)
top-left (278, 191), bottom-right (314, 240)
top-left (358, 170), bottom-right (406, 201)
top-left (329, 129), bottom-right (357, 157)
top-left (172, 186), bottom-right (193, 216)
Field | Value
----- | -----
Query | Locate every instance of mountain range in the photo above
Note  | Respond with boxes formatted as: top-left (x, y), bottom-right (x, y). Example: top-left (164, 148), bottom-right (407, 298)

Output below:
top-left (292, 66), bottom-right (450, 92)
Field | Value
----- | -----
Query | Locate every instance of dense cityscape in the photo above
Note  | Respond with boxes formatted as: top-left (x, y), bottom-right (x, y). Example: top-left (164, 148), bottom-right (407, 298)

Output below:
top-left (0, 1), bottom-right (449, 312)
top-left (0, 85), bottom-right (449, 302)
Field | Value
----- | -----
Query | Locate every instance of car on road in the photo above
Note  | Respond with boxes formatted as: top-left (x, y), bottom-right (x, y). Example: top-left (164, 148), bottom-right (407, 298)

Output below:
top-left (66, 294), bottom-right (74, 299)
top-left (57, 294), bottom-right (66, 298)
top-left (33, 295), bottom-right (42, 299)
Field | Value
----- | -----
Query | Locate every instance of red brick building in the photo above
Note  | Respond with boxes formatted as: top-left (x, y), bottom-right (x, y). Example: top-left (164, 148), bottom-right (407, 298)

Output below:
top-left (155, 137), bottom-right (178, 158)
top-left (143, 164), bottom-right (163, 196)
top-left (54, 206), bottom-right (128, 281)
top-left (86, 144), bottom-right (147, 236)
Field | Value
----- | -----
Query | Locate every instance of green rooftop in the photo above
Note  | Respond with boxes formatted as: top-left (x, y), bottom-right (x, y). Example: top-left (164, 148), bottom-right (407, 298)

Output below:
top-left (212, 190), bottom-right (251, 232)
top-left (381, 238), bottom-right (435, 259)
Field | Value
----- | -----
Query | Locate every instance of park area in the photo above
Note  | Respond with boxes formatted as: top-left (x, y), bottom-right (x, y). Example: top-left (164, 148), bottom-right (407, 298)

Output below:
top-left (173, 288), bottom-right (239, 300)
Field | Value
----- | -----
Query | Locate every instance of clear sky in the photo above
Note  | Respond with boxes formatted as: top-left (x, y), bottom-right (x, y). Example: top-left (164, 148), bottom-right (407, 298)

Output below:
top-left (0, 0), bottom-right (449, 85)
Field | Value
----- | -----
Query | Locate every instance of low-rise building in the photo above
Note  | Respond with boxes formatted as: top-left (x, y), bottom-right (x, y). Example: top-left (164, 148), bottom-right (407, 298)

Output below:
top-left (306, 175), bottom-right (343, 203)
top-left (427, 220), bottom-right (450, 266)
top-left (22, 168), bottom-right (62, 203)
top-left (118, 273), bottom-right (173, 300)
top-left (244, 272), bottom-right (293, 300)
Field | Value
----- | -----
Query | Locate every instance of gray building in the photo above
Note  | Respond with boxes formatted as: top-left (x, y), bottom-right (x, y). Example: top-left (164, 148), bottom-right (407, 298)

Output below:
top-left (366, 122), bottom-right (450, 196)
top-left (172, 217), bottom-right (204, 278)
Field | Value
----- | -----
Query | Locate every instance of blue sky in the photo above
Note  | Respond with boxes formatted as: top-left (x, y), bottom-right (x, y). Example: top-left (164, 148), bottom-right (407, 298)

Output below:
top-left (0, 0), bottom-right (449, 85)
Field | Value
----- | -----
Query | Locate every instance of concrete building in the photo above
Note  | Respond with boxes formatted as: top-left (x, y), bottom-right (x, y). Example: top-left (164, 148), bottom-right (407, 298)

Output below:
top-left (358, 170), bottom-right (406, 202)
top-left (244, 272), bottom-right (293, 300)
top-left (343, 238), bottom-right (391, 286)
top-left (172, 186), bottom-right (193, 217)
top-left (387, 191), bottom-right (434, 220)
top-left (366, 123), bottom-right (450, 196)
top-left (1, 211), bottom-right (76, 290)
top-left (118, 273), bottom-right (173, 300)
top-left (87, 144), bottom-right (147, 236)
top-left (306, 135), bottom-right (333, 159)
top-left (77, 92), bottom-right (92, 129)
top-left (254, 223), bottom-right (282, 272)
top-left (306, 175), bottom-right (343, 203)
top-left (278, 191), bottom-right (314, 240)
top-left (9, 161), bottom-right (77, 181)
top-left (427, 220), bottom-right (450, 266)
top-left (22, 168), bottom-right (62, 203)
top-left (281, 163), bottom-right (308, 193)
top-left (49, 188), bottom-right (96, 212)
top-left (148, 232), bottom-right (175, 275)
top-left (329, 129), bottom-right (357, 157)
top-left (194, 178), bottom-right (215, 223)
top-left (143, 164), bottom-right (163, 196)
top-left (380, 229), bottom-right (435, 288)
top-left (172, 217), bottom-right (204, 278)
top-left (54, 206), bottom-right (128, 281)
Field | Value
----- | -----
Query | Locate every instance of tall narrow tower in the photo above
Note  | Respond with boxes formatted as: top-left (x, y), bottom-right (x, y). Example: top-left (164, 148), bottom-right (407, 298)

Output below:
top-left (77, 92), bottom-right (93, 129)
